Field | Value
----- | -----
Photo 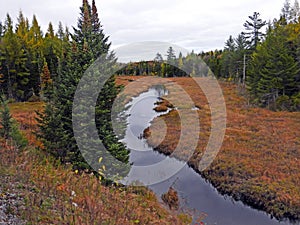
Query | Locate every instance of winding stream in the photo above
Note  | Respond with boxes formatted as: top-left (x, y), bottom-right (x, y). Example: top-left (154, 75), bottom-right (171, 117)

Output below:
top-left (122, 86), bottom-right (298, 225)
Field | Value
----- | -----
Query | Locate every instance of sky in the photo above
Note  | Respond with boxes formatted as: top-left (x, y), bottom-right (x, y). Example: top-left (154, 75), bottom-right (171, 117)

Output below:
top-left (0, 0), bottom-right (286, 54)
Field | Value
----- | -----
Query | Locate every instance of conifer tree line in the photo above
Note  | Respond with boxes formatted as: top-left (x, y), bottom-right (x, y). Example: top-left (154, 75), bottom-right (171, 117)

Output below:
top-left (116, 47), bottom-right (212, 77)
top-left (202, 0), bottom-right (300, 111)
top-left (0, 11), bottom-right (70, 101)
top-left (117, 0), bottom-right (300, 111)
top-left (116, 47), bottom-right (187, 77)
top-left (1, 0), bottom-right (299, 175)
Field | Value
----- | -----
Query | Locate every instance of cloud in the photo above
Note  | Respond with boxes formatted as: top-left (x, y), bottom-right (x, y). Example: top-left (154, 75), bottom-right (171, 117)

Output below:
top-left (0, 0), bottom-right (284, 52)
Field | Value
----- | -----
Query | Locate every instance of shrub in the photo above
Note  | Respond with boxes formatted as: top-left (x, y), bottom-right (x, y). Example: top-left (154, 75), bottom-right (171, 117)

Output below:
top-left (0, 96), bottom-right (28, 150)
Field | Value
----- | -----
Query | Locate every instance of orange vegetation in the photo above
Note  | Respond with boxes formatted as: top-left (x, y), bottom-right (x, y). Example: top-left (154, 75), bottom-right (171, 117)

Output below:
top-left (0, 100), bottom-right (191, 224)
top-left (116, 76), bottom-right (300, 221)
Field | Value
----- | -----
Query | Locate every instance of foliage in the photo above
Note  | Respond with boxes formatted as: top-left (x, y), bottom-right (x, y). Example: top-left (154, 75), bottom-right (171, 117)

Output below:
top-left (37, 0), bottom-right (130, 178)
top-left (0, 12), bottom-right (68, 102)
top-left (247, 23), bottom-right (299, 108)
top-left (126, 76), bottom-right (300, 221)
top-left (201, 4), bottom-right (300, 111)
top-left (242, 12), bottom-right (267, 49)
top-left (0, 96), bottom-right (27, 149)
top-left (0, 102), bottom-right (190, 225)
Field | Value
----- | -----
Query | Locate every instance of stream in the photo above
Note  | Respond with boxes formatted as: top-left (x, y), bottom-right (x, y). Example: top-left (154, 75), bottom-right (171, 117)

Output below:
top-left (121, 86), bottom-right (298, 225)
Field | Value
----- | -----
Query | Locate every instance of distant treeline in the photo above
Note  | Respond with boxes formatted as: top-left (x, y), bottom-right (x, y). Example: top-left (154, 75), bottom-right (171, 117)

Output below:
top-left (117, 0), bottom-right (300, 111)
top-left (116, 59), bottom-right (189, 77)
top-left (0, 0), bottom-right (300, 112)
top-left (116, 47), bottom-right (213, 78)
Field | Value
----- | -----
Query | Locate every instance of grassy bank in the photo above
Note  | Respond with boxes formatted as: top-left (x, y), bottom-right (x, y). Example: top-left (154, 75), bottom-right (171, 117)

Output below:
top-left (0, 101), bottom-right (192, 224)
top-left (116, 76), bottom-right (300, 221)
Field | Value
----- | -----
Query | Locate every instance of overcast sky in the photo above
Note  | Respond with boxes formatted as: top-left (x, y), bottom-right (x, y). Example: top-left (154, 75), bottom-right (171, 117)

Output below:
top-left (0, 0), bottom-right (285, 53)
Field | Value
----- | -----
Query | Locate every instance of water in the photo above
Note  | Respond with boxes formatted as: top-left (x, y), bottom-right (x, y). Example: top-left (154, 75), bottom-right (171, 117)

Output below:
top-left (122, 86), bottom-right (299, 225)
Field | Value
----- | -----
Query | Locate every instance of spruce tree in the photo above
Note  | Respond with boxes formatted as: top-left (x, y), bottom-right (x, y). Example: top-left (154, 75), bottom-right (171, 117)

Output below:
top-left (247, 24), bottom-right (299, 108)
top-left (38, 0), bottom-right (129, 178)
top-left (221, 35), bottom-right (236, 79)
top-left (166, 46), bottom-right (176, 77)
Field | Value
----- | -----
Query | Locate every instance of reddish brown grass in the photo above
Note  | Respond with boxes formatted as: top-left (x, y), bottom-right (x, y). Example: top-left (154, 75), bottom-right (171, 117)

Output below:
top-left (0, 99), bottom-right (191, 224)
top-left (116, 76), bottom-right (300, 220)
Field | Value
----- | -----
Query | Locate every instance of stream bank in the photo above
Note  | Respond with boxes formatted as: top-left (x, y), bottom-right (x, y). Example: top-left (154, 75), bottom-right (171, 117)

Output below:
top-left (121, 84), bottom-right (298, 225)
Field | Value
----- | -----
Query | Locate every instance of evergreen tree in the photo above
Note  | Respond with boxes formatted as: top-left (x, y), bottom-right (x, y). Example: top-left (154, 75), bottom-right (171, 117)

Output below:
top-left (0, 14), bottom-right (30, 100)
top-left (281, 0), bottom-right (292, 23)
top-left (247, 25), bottom-right (299, 108)
top-left (281, 0), bottom-right (300, 23)
top-left (40, 61), bottom-right (53, 100)
top-left (291, 0), bottom-right (300, 23)
top-left (166, 46), bottom-right (176, 76)
top-left (0, 96), bottom-right (13, 139)
top-left (221, 35), bottom-right (236, 79)
top-left (38, 0), bottom-right (129, 178)
top-left (15, 11), bottom-right (29, 38)
top-left (166, 46), bottom-right (176, 62)
top-left (43, 22), bottom-right (61, 83)
top-left (0, 96), bottom-right (27, 149)
top-left (242, 12), bottom-right (267, 49)
top-left (27, 15), bottom-right (44, 96)
top-left (233, 33), bottom-right (248, 83)
top-left (225, 35), bottom-right (236, 51)
top-left (154, 52), bottom-right (163, 62)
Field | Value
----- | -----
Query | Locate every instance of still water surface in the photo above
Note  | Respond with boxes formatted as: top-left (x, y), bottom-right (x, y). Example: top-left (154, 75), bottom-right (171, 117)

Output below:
top-left (122, 87), bottom-right (298, 225)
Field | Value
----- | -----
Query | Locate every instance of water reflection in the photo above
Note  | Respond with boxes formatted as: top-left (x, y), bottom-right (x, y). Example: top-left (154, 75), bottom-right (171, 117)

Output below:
top-left (122, 87), bottom-right (299, 225)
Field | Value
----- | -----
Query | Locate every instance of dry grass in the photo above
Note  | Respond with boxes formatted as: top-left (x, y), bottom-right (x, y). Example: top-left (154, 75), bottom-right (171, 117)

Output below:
top-left (116, 76), bottom-right (300, 221)
top-left (0, 100), bottom-right (191, 224)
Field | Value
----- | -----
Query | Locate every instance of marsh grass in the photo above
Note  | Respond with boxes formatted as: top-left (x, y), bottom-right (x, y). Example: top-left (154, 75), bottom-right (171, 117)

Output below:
top-left (0, 99), bottom-right (191, 225)
top-left (116, 76), bottom-right (300, 221)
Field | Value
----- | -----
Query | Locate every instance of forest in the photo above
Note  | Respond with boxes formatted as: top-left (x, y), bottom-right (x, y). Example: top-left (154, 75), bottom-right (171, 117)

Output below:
top-left (0, 0), bottom-right (300, 224)
top-left (0, 1), bottom-right (300, 111)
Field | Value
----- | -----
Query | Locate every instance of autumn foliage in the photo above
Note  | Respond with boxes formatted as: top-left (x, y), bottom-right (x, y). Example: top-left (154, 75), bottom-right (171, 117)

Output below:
top-left (116, 76), bottom-right (300, 221)
top-left (0, 101), bottom-right (190, 224)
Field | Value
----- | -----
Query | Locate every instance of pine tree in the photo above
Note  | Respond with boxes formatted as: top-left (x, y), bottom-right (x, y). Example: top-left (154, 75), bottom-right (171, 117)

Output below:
top-left (43, 23), bottom-right (61, 83)
top-left (166, 46), bottom-right (176, 62)
top-left (0, 96), bottom-right (12, 139)
top-left (38, 0), bottom-right (129, 178)
top-left (154, 52), bottom-right (163, 62)
top-left (242, 12), bottom-right (267, 49)
top-left (90, 0), bottom-right (111, 57)
top-left (281, 0), bottom-right (292, 23)
top-left (281, 0), bottom-right (300, 24)
top-left (16, 11), bottom-right (29, 38)
top-left (0, 14), bottom-right (30, 101)
top-left (233, 33), bottom-right (248, 83)
top-left (40, 61), bottom-right (53, 100)
top-left (291, 0), bottom-right (300, 23)
top-left (27, 15), bottom-right (44, 96)
top-left (166, 46), bottom-right (176, 77)
top-left (247, 25), bottom-right (299, 108)
top-left (221, 35), bottom-right (236, 79)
